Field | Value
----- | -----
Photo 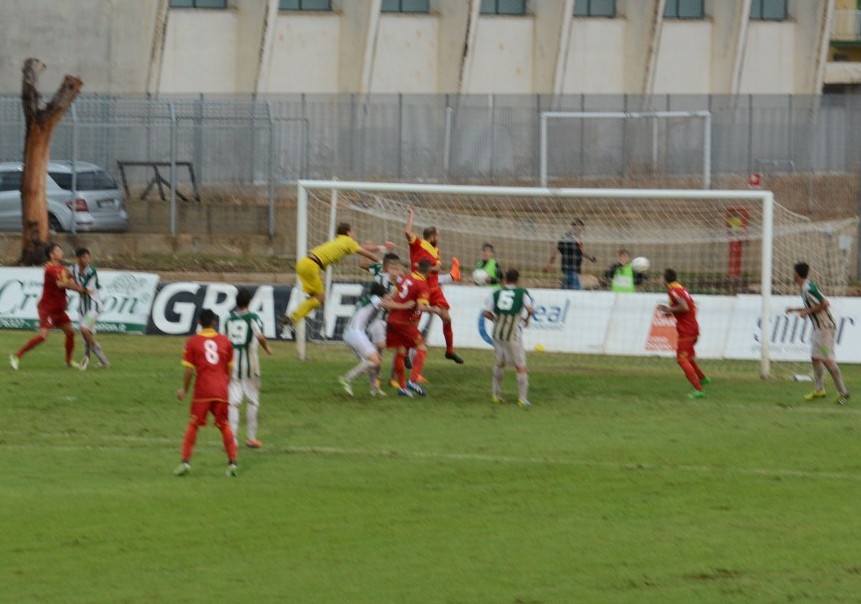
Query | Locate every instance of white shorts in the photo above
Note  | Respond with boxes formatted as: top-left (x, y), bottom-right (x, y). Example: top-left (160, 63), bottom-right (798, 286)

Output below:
top-left (229, 376), bottom-right (260, 407)
top-left (368, 318), bottom-right (387, 346)
top-left (811, 327), bottom-right (837, 361)
top-left (344, 327), bottom-right (377, 359)
top-left (494, 339), bottom-right (527, 369)
top-left (80, 310), bottom-right (99, 332)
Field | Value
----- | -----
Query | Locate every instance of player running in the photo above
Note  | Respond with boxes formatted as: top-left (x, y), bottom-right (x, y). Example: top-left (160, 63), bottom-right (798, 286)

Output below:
top-left (281, 222), bottom-right (391, 337)
top-left (386, 259), bottom-right (441, 397)
top-left (175, 308), bottom-right (238, 477)
top-left (405, 207), bottom-right (463, 365)
top-left (10, 243), bottom-right (79, 370)
top-left (225, 288), bottom-right (272, 449)
top-left (482, 269), bottom-right (535, 408)
top-left (71, 247), bottom-right (110, 370)
top-left (339, 279), bottom-right (415, 397)
top-left (657, 268), bottom-right (710, 399)
top-left (786, 261), bottom-right (850, 405)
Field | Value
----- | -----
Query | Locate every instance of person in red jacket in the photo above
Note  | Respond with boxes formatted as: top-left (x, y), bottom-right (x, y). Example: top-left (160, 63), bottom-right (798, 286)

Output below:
top-left (174, 308), bottom-right (239, 477)
top-left (10, 243), bottom-right (80, 370)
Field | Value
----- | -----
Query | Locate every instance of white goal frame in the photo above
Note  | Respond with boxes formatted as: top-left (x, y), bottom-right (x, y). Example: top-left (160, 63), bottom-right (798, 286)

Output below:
top-left (296, 180), bottom-right (775, 377)
top-left (539, 110), bottom-right (713, 188)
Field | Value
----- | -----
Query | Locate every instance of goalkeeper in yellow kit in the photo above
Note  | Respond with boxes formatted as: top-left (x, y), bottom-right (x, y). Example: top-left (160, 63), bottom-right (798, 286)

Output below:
top-left (282, 222), bottom-right (391, 333)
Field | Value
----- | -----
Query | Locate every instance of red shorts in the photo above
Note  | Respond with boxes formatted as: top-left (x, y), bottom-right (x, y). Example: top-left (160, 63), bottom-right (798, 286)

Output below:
top-left (386, 321), bottom-right (424, 349)
top-left (38, 308), bottom-right (71, 329)
top-left (188, 400), bottom-right (230, 427)
top-left (677, 334), bottom-right (699, 358)
top-left (428, 286), bottom-right (449, 310)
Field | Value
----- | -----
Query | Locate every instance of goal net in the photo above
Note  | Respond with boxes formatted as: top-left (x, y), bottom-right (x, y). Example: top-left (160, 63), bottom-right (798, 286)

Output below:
top-left (294, 181), bottom-right (856, 378)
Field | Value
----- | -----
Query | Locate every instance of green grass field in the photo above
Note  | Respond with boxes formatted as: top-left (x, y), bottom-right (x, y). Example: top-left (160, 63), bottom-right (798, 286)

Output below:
top-left (2, 331), bottom-right (860, 603)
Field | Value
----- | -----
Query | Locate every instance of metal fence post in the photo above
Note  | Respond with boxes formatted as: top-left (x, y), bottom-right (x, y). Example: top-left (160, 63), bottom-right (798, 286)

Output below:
top-left (266, 101), bottom-right (276, 238)
top-left (169, 102), bottom-right (177, 237)
top-left (70, 103), bottom-right (78, 235)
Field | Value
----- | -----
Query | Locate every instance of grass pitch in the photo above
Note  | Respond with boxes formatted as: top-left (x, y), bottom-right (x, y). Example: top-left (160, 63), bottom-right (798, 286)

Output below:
top-left (1, 331), bottom-right (860, 603)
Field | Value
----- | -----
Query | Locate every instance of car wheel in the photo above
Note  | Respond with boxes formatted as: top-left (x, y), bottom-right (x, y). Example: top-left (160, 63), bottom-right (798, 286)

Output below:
top-left (48, 214), bottom-right (63, 233)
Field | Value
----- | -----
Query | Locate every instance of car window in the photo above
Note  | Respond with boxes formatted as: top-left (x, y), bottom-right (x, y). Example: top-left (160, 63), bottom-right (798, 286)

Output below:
top-left (49, 169), bottom-right (118, 191)
top-left (0, 171), bottom-right (23, 192)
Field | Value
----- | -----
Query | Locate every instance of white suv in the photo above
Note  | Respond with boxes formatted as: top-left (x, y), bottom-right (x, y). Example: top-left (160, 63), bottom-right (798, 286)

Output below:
top-left (0, 161), bottom-right (129, 232)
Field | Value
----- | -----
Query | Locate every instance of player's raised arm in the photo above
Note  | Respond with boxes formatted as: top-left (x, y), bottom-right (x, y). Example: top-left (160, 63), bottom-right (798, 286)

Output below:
top-left (405, 206), bottom-right (416, 241)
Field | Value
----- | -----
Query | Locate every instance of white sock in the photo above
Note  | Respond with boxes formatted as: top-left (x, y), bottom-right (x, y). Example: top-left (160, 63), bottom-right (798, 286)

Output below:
top-left (492, 365), bottom-right (504, 398)
top-left (813, 362), bottom-right (826, 391)
top-left (228, 404), bottom-right (240, 445)
top-left (346, 359), bottom-right (376, 381)
top-left (517, 372), bottom-right (529, 401)
top-left (246, 402), bottom-right (259, 441)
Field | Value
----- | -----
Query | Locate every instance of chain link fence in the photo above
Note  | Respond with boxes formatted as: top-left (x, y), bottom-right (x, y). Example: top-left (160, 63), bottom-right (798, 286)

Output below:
top-left (1, 93), bottom-right (860, 236)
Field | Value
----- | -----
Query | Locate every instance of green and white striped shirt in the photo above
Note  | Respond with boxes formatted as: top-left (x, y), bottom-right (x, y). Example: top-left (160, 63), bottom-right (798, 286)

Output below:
top-left (225, 310), bottom-right (264, 379)
top-left (71, 264), bottom-right (102, 315)
top-left (484, 286), bottom-right (533, 342)
top-left (800, 278), bottom-right (836, 331)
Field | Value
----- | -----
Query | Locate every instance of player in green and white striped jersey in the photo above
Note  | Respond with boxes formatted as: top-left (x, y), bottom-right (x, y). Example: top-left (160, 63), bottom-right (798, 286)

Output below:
top-left (71, 248), bottom-right (109, 370)
top-left (225, 288), bottom-right (273, 448)
top-left (786, 262), bottom-right (849, 405)
top-left (482, 269), bottom-right (535, 408)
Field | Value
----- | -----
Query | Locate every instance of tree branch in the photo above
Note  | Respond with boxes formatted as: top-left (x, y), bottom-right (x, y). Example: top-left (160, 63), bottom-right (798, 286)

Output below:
top-left (21, 58), bottom-right (46, 122)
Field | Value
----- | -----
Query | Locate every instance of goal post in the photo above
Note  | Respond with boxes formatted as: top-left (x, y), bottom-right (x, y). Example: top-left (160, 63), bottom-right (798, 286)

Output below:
top-left (295, 180), bottom-right (855, 378)
top-left (539, 110), bottom-right (713, 188)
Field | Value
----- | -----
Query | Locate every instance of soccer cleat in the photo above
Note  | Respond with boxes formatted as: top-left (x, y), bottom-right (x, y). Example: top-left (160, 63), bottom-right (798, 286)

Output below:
top-left (226, 463), bottom-right (238, 477)
top-left (449, 256), bottom-right (461, 282)
top-left (173, 462), bottom-right (191, 476)
top-left (370, 387), bottom-right (387, 397)
top-left (445, 351), bottom-right (465, 364)
top-left (67, 360), bottom-right (81, 369)
top-left (803, 389), bottom-right (827, 401)
top-left (491, 395), bottom-right (505, 405)
top-left (79, 356), bottom-right (90, 371)
top-left (517, 399), bottom-right (532, 409)
top-left (397, 387), bottom-right (414, 398)
top-left (374, 377), bottom-right (382, 390)
top-left (97, 360), bottom-right (110, 369)
top-left (338, 376), bottom-right (353, 396)
top-left (688, 390), bottom-right (706, 400)
top-left (700, 376), bottom-right (711, 385)
top-left (9, 354), bottom-right (19, 371)
top-left (389, 379), bottom-right (401, 390)
top-left (414, 375), bottom-right (429, 384)
top-left (407, 380), bottom-right (427, 396)
top-left (836, 392), bottom-right (850, 406)
top-left (246, 439), bottom-right (263, 449)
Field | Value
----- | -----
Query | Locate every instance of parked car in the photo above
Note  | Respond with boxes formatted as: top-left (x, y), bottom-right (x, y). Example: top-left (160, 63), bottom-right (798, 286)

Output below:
top-left (0, 161), bottom-right (129, 233)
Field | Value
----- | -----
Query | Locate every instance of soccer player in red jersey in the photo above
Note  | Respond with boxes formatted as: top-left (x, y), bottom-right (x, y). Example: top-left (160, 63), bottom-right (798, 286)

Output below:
top-left (405, 206), bottom-right (463, 365)
top-left (657, 268), bottom-right (710, 399)
top-left (10, 243), bottom-right (80, 370)
top-left (386, 259), bottom-right (440, 397)
top-left (174, 308), bottom-right (239, 477)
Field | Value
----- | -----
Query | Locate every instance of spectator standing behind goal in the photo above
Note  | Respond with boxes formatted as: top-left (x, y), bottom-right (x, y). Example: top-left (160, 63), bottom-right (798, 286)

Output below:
top-left (657, 268), bottom-right (710, 399)
top-left (602, 249), bottom-right (646, 293)
top-left (10, 243), bottom-right (79, 370)
top-left (483, 269), bottom-right (535, 408)
top-left (225, 288), bottom-right (272, 449)
top-left (786, 262), bottom-right (850, 405)
top-left (71, 247), bottom-right (110, 370)
top-left (175, 309), bottom-right (238, 477)
top-left (475, 242), bottom-right (503, 285)
top-left (544, 219), bottom-right (596, 290)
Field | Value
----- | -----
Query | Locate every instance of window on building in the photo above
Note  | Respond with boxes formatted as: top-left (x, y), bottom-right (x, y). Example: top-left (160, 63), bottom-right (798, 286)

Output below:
top-left (480, 0), bottom-right (526, 15)
top-left (279, 0), bottom-right (331, 10)
top-left (170, 0), bottom-right (227, 7)
top-left (382, 0), bottom-right (430, 13)
top-left (574, 0), bottom-right (615, 17)
top-left (750, 0), bottom-right (787, 21)
top-left (663, 0), bottom-right (704, 19)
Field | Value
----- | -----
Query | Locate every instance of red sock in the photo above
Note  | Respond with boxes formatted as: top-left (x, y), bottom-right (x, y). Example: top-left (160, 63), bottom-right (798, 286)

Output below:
top-left (410, 349), bottom-right (427, 383)
top-left (442, 320), bottom-right (454, 354)
top-left (217, 420), bottom-right (238, 463)
top-left (394, 352), bottom-right (407, 388)
top-left (690, 358), bottom-right (706, 380)
top-left (678, 356), bottom-right (702, 390)
top-left (65, 333), bottom-right (74, 364)
top-left (181, 423), bottom-right (199, 461)
top-left (16, 335), bottom-right (45, 358)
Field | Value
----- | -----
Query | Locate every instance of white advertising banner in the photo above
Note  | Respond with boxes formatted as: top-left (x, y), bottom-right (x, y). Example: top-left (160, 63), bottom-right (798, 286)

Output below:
top-left (435, 285), bottom-right (861, 363)
top-left (0, 267), bottom-right (159, 334)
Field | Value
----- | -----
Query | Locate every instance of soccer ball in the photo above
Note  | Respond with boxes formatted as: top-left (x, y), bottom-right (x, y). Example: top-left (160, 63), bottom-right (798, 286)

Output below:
top-left (472, 268), bottom-right (490, 285)
top-left (631, 256), bottom-right (650, 273)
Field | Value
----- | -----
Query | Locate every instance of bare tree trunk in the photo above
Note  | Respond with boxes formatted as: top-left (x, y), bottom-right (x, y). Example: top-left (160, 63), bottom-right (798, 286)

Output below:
top-left (19, 58), bottom-right (82, 265)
